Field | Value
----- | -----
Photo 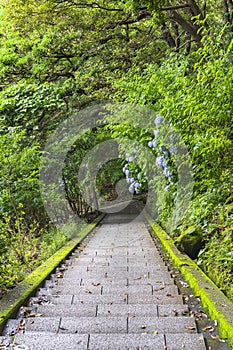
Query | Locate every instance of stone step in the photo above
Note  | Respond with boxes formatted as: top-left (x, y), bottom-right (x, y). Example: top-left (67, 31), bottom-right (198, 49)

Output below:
top-left (8, 331), bottom-right (207, 350)
top-left (128, 293), bottom-right (184, 305)
top-left (38, 293), bottom-right (180, 307)
top-left (33, 293), bottom-right (129, 305)
top-left (63, 271), bottom-right (173, 282)
top-left (40, 284), bottom-right (179, 297)
top-left (96, 303), bottom-right (189, 317)
top-left (71, 256), bottom-right (165, 263)
top-left (20, 303), bottom-right (189, 318)
top-left (29, 295), bottom-right (73, 306)
top-left (0, 214), bottom-right (210, 350)
top-left (88, 333), bottom-right (206, 350)
top-left (79, 277), bottom-right (174, 286)
top-left (4, 316), bottom-right (197, 335)
top-left (57, 279), bottom-right (176, 290)
top-left (80, 251), bottom-right (162, 259)
top-left (10, 332), bottom-right (89, 350)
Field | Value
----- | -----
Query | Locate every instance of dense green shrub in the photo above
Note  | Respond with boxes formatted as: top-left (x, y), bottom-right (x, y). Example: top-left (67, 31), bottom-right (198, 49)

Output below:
top-left (0, 0), bottom-right (232, 302)
top-left (108, 36), bottom-right (233, 299)
top-left (0, 216), bottom-right (68, 296)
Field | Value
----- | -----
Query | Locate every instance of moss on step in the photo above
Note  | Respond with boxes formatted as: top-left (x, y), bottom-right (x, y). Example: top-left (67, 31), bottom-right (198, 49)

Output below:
top-left (0, 214), bottom-right (105, 333)
top-left (174, 225), bottom-right (203, 259)
top-left (146, 216), bottom-right (233, 348)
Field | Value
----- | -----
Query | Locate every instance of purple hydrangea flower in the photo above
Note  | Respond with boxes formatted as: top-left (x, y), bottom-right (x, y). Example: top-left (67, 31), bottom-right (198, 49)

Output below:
top-left (168, 176), bottom-right (174, 184)
top-left (169, 146), bottom-right (178, 154)
top-left (156, 156), bottom-right (166, 169)
top-left (159, 146), bottom-right (169, 156)
top-left (164, 168), bottom-right (170, 178)
top-left (148, 141), bottom-right (153, 148)
top-left (129, 184), bottom-right (134, 194)
top-left (154, 115), bottom-right (163, 126)
top-left (152, 139), bottom-right (158, 148)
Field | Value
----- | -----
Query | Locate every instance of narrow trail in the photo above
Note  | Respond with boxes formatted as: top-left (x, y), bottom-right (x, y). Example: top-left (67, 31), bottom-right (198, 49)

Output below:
top-left (3, 213), bottom-right (207, 349)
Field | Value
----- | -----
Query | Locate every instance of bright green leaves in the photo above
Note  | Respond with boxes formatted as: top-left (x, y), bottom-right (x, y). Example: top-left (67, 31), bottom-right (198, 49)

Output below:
top-left (0, 0), bottom-right (232, 300)
top-left (0, 130), bottom-right (42, 219)
top-left (0, 81), bottom-right (69, 139)
top-left (108, 32), bottom-right (233, 298)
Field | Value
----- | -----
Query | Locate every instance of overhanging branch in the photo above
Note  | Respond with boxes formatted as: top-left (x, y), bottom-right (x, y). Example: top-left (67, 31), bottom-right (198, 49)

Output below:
top-left (160, 4), bottom-right (190, 11)
top-left (107, 10), bottom-right (151, 29)
top-left (51, 0), bottom-right (124, 11)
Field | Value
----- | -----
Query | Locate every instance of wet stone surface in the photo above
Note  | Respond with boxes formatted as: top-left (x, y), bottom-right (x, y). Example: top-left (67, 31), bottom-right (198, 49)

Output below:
top-left (1, 211), bottom-right (229, 349)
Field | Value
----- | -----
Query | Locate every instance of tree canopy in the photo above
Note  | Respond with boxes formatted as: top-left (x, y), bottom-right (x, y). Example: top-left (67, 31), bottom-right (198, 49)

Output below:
top-left (0, 0), bottom-right (232, 300)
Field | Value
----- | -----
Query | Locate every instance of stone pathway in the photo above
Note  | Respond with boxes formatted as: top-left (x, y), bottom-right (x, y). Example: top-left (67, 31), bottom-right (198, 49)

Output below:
top-left (2, 213), bottom-right (207, 349)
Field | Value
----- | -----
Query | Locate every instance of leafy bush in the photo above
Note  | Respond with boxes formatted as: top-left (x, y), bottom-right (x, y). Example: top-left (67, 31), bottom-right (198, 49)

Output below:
top-left (108, 35), bottom-right (233, 299)
top-left (0, 214), bottom-right (68, 296)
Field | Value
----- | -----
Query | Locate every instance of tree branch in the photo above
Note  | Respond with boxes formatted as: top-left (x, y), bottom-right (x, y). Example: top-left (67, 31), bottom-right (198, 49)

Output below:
top-left (160, 4), bottom-right (190, 11)
top-left (172, 11), bottom-right (202, 43)
top-left (52, 0), bottom-right (124, 11)
top-left (107, 10), bottom-right (151, 29)
top-left (186, 0), bottom-right (205, 20)
top-left (229, 0), bottom-right (233, 10)
top-left (167, 6), bottom-right (202, 44)
top-left (174, 38), bottom-right (195, 52)
top-left (203, 1), bottom-right (207, 17)
top-left (223, 0), bottom-right (231, 23)
top-left (82, 2), bottom-right (123, 11)
top-left (161, 23), bottom-right (176, 48)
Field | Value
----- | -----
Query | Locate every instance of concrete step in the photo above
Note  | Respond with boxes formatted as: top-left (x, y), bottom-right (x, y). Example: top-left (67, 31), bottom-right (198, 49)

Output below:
top-left (19, 303), bottom-right (189, 318)
top-left (40, 285), bottom-right (180, 298)
top-left (4, 316), bottom-right (197, 335)
top-left (63, 271), bottom-right (173, 283)
top-left (88, 333), bottom-right (206, 350)
top-left (68, 279), bottom-right (175, 289)
top-left (12, 332), bottom-right (89, 350)
top-left (0, 215), bottom-right (210, 350)
top-left (8, 332), bottom-right (207, 350)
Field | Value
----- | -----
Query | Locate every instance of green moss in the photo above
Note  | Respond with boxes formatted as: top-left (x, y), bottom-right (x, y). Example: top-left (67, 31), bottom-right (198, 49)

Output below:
top-left (174, 226), bottom-right (203, 259)
top-left (0, 214), bottom-right (105, 332)
top-left (146, 216), bottom-right (233, 348)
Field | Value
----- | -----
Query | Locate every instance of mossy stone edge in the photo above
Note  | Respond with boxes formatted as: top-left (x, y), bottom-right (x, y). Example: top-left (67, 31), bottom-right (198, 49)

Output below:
top-left (0, 214), bottom-right (105, 332)
top-left (147, 217), bottom-right (233, 346)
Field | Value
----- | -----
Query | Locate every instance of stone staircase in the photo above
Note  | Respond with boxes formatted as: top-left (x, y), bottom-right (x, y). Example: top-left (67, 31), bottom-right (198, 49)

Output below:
top-left (2, 214), bottom-right (207, 349)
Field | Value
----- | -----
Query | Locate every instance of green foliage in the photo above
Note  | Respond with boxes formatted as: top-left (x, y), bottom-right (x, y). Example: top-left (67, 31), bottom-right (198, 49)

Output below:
top-left (197, 227), bottom-right (233, 301)
top-left (0, 214), bottom-right (68, 295)
top-left (174, 226), bottom-right (203, 260)
top-left (96, 159), bottom-right (124, 200)
top-left (0, 81), bottom-right (69, 139)
top-left (0, 212), bottom-right (38, 291)
top-left (0, 0), bottom-right (232, 303)
top-left (108, 34), bottom-right (233, 298)
top-left (0, 129), bottom-right (44, 223)
top-left (38, 227), bottom-right (68, 262)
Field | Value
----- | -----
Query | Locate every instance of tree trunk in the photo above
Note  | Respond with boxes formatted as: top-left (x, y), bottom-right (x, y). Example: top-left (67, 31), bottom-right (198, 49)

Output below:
top-left (165, 1), bottom-right (203, 45)
top-left (187, 0), bottom-right (205, 19)
top-left (169, 9), bottom-right (202, 44)
top-left (172, 22), bottom-right (181, 51)
top-left (161, 23), bottom-right (176, 48)
top-left (223, 0), bottom-right (233, 26)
